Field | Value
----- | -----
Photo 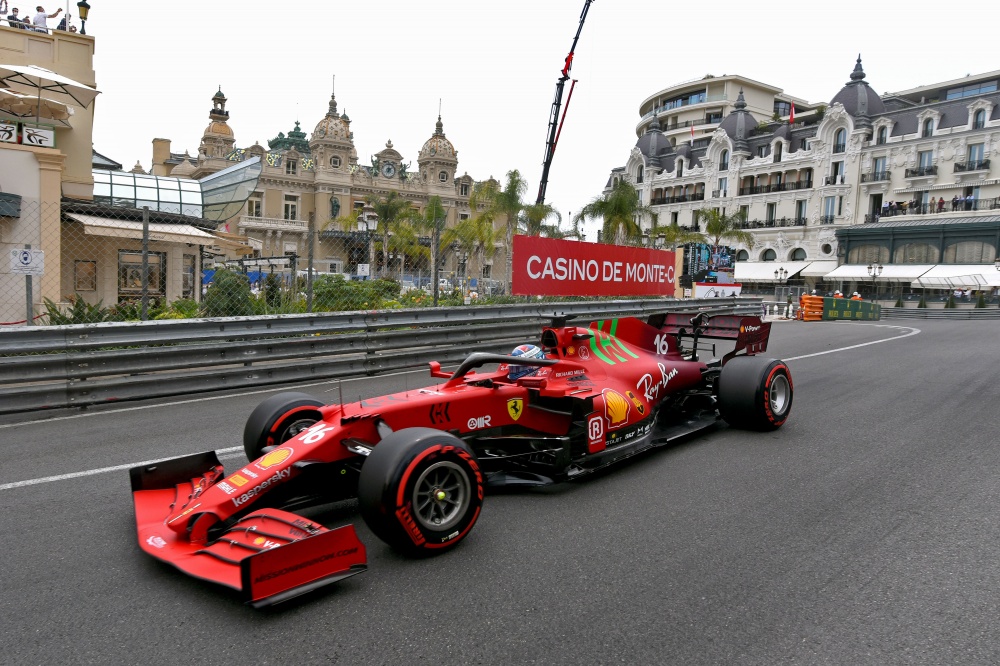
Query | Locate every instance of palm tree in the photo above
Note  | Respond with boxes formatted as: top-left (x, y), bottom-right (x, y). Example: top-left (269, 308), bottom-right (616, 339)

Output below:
top-left (574, 179), bottom-right (651, 246)
top-left (700, 208), bottom-right (756, 260)
top-left (451, 215), bottom-right (498, 289)
top-left (520, 202), bottom-right (568, 238)
top-left (365, 191), bottom-right (413, 277)
top-left (648, 219), bottom-right (706, 252)
top-left (469, 169), bottom-right (528, 292)
top-left (411, 196), bottom-right (451, 305)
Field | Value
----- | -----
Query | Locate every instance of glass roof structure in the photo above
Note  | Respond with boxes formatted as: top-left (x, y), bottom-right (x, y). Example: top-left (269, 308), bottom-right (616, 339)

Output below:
top-left (91, 156), bottom-right (261, 222)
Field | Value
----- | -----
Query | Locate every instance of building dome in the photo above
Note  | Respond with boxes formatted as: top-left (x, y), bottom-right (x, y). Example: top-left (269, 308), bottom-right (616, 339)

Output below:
top-left (312, 92), bottom-right (352, 143)
top-left (419, 115), bottom-right (456, 161)
top-left (204, 120), bottom-right (233, 137)
top-left (718, 89), bottom-right (756, 153)
top-left (635, 115), bottom-right (671, 169)
top-left (830, 55), bottom-right (885, 125)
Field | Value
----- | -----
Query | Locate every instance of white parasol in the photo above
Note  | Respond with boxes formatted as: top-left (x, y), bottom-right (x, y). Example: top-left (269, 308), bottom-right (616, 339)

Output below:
top-left (0, 64), bottom-right (99, 124)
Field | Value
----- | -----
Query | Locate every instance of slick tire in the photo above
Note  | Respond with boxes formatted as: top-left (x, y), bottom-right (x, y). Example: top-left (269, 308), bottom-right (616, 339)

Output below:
top-left (717, 357), bottom-right (793, 431)
top-left (243, 392), bottom-right (324, 461)
top-left (358, 428), bottom-right (484, 557)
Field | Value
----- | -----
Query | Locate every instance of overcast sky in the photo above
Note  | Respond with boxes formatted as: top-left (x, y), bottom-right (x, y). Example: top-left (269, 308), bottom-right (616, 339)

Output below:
top-left (79, 1), bottom-right (998, 241)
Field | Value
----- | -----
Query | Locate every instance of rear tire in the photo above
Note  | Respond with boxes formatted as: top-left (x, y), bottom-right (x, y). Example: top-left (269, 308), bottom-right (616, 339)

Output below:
top-left (243, 392), bottom-right (324, 461)
top-left (358, 428), bottom-right (484, 557)
top-left (717, 357), bottom-right (793, 431)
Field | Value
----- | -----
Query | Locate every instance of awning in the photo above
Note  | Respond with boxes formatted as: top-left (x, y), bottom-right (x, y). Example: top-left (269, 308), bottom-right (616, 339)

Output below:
top-left (66, 213), bottom-right (217, 245)
top-left (825, 264), bottom-right (935, 282)
top-left (801, 260), bottom-right (839, 277)
top-left (734, 261), bottom-right (811, 282)
top-left (913, 265), bottom-right (1000, 288)
top-left (0, 64), bottom-right (100, 108)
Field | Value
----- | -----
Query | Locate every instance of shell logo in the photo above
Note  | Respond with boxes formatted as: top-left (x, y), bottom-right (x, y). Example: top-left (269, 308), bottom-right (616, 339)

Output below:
top-left (257, 447), bottom-right (292, 469)
top-left (603, 389), bottom-right (630, 429)
top-left (740, 325), bottom-right (745, 333)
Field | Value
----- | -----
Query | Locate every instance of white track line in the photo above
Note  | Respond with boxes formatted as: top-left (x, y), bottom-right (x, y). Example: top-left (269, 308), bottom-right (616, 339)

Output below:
top-left (784, 324), bottom-right (920, 361)
top-left (0, 325), bottom-right (919, 492)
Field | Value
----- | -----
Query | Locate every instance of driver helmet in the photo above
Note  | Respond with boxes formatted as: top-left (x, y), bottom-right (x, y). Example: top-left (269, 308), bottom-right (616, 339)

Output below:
top-left (508, 344), bottom-right (544, 380)
top-left (811, 289), bottom-right (817, 295)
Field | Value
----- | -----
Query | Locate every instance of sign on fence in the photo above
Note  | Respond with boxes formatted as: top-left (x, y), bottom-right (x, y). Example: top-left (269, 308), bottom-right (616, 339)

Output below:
top-left (512, 236), bottom-right (675, 297)
top-left (9, 248), bottom-right (44, 275)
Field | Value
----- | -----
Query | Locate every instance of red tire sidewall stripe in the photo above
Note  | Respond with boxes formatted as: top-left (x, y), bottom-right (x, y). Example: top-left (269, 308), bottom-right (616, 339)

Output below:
top-left (762, 364), bottom-right (790, 426)
top-left (267, 404), bottom-right (321, 435)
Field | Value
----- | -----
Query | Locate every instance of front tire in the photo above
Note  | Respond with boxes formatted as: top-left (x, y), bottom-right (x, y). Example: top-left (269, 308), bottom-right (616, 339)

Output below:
top-left (717, 357), bottom-right (793, 431)
top-left (242, 392), bottom-right (324, 461)
top-left (358, 428), bottom-right (484, 557)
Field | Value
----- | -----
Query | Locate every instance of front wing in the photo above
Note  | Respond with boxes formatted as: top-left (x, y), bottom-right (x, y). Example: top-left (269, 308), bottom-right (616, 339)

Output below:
top-left (130, 451), bottom-right (367, 607)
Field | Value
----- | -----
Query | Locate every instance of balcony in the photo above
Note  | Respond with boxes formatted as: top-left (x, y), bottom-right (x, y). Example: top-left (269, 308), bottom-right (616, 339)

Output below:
top-left (650, 193), bottom-right (706, 205)
top-left (711, 189), bottom-right (727, 198)
top-left (239, 216), bottom-right (309, 233)
top-left (738, 217), bottom-right (808, 229)
top-left (954, 159), bottom-right (990, 173)
top-left (870, 197), bottom-right (1000, 220)
top-left (904, 165), bottom-right (937, 178)
top-left (824, 175), bottom-right (847, 186)
top-left (819, 215), bottom-right (835, 224)
top-left (641, 93), bottom-right (728, 120)
top-left (832, 143), bottom-right (846, 153)
top-left (860, 170), bottom-right (891, 183)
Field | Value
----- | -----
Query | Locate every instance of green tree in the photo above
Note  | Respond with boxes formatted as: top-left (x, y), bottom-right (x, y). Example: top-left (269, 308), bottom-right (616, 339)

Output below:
top-left (574, 179), bottom-right (651, 246)
top-left (700, 208), bottom-right (756, 258)
top-left (202, 269), bottom-right (253, 317)
top-left (469, 169), bottom-right (529, 291)
top-left (649, 219), bottom-right (707, 251)
top-left (365, 191), bottom-right (414, 277)
top-left (520, 202), bottom-right (575, 238)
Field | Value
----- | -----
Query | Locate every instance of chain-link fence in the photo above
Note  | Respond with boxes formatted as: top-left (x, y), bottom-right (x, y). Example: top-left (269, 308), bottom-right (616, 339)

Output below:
top-left (3, 200), bottom-right (625, 326)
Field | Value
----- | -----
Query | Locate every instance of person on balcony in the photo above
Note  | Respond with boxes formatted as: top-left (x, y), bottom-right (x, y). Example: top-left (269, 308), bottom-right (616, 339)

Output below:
top-left (937, 197), bottom-right (945, 213)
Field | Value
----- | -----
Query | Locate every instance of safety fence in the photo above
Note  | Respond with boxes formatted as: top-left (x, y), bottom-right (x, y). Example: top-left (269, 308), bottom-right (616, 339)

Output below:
top-left (2, 199), bottom-right (546, 328)
top-left (0, 297), bottom-right (761, 414)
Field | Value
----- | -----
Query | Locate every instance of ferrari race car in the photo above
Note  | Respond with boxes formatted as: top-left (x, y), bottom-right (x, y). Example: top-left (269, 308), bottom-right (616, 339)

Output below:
top-left (130, 311), bottom-right (792, 607)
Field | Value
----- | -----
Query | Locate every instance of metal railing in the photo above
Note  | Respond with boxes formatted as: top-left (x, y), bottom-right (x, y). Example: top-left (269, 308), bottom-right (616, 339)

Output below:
top-left (954, 159), bottom-right (990, 172)
top-left (860, 170), bottom-right (891, 182)
top-left (739, 217), bottom-right (807, 229)
top-left (904, 165), bottom-right (937, 177)
top-left (0, 298), bottom-right (761, 414)
top-left (238, 215), bottom-right (309, 232)
top-left (832, 143), bottom-right (846, 153)
top-left (823, 175), bottom-right (846, 186)
top-left (819, 215), bottom-right (835, 224)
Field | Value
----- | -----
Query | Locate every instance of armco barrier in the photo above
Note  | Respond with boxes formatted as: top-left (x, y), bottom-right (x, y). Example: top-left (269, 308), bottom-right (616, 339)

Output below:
top-left (881, 307), bottom-right (1000, 320)
top-left (0, 298), bottom-right (761, 414)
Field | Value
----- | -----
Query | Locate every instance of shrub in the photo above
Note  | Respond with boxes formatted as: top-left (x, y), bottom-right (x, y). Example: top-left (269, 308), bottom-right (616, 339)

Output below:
top-left (944, 295), bottom-right (956, 309)
top-left (975, 292), bottom-right (987, 308)
top-left (43, 295), bottom-right (110, 324)
top-left (894, 296), bottom-right (903, 307)
top-left (917, 296), bottom-right (927, 308)
top-left (202, 269), bottom-right (253, 317)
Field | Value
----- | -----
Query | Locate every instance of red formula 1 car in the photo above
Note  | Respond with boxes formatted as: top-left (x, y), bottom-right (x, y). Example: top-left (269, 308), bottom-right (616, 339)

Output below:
top-left (130, 311), bottom-right (792, 606)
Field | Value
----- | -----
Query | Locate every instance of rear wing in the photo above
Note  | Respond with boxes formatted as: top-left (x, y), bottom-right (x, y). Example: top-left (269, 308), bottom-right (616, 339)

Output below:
top-left (648, 312), bottom-right (771, 364)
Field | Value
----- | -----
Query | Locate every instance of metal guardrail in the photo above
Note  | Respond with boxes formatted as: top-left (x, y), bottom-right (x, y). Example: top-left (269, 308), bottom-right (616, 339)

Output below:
top-left (0, 298), bottom-right (761, 414)
top-left (881, 307), bottom-right (1000, 320)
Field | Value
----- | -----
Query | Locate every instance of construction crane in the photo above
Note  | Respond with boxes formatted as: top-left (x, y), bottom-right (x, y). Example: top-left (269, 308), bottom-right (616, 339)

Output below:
top-left (535, 0), bottom-right (594, 206)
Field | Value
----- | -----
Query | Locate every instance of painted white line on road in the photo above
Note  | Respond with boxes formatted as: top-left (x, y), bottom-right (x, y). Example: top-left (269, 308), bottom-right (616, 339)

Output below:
top-left (784, 324), bottom-right (921, 361)
top-left (0, 447), bottom-right (246, 491)
top-left (0, 367), bottom-right (431, 431)
top-left (0, 326), bottom-right (919, 492)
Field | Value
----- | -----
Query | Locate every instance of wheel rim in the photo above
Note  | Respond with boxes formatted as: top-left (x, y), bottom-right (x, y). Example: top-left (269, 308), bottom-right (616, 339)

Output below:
top-left (278, 417), bottom-right (317, 443)
top-left (412, 461), bottom-right (470, 532)
top-left (769, 373), bottom-right (790, 416)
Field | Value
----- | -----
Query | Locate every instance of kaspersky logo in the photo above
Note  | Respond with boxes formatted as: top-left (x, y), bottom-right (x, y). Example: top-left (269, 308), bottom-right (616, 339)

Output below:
top-left (231, 469), bottom-right (291, 508)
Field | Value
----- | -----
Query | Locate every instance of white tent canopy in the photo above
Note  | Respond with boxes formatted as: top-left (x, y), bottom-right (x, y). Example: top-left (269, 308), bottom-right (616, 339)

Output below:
top-left (801, 260), bottom-right (839, 277)
top-left (734, 261), bottom-right (812, 282)
top-left (825, 264), bottom-right (936, 283)
top-left (913, 265), bottom-right (1000, 288)
top-left (66, 214), bottom-right (217, 246)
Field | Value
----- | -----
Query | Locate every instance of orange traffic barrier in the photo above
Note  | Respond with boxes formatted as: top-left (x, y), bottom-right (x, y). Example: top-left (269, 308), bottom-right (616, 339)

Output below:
top-left (800, 295), bottom-right (824, 322)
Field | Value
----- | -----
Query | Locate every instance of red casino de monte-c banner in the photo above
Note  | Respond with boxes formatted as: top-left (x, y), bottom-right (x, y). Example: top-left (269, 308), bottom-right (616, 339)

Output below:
top-left (511, 235), bottom-right (676, 297)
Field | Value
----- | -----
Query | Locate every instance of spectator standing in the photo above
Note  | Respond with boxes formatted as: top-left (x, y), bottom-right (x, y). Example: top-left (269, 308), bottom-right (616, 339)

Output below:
top-left (32, 4), bottom-right (59, 32)
top-left (7, 6), bottom-right (26, 28)
top-left (55, 11), bottom-right (68, 30)
top-left (951, 195), bottom-right (959, 211)
top-left (937, 197), bottom-right (945, 213)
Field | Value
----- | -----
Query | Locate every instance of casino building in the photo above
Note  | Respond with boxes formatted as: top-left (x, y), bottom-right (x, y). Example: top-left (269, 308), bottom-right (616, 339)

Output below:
top-left (609, 58), bottom-right (1000, 299)
top-left (146, 88), bottom-right (501, 284)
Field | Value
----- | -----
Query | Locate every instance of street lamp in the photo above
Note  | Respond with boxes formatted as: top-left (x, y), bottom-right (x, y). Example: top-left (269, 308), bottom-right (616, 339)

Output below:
top-left (867, 262), bottom-right (884, 301)
top-left (774, 267), bottom-right (788, 281)
top-left (774, 267), bottom-right (790, 317)
top-left (76, 0), bottom-right (90, 35)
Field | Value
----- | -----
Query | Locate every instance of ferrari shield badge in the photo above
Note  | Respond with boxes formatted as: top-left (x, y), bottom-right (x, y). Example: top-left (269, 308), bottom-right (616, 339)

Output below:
top-left (507, 398), bottom-right (524, 421)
